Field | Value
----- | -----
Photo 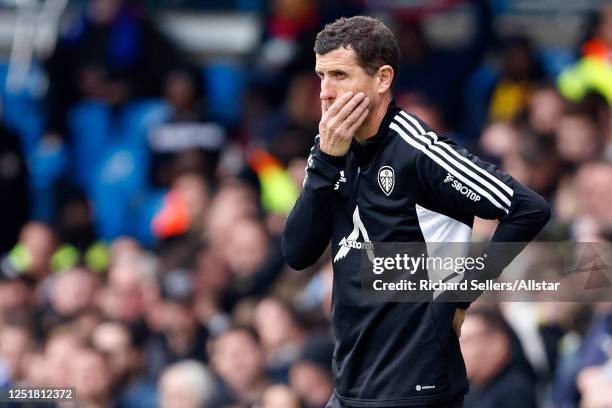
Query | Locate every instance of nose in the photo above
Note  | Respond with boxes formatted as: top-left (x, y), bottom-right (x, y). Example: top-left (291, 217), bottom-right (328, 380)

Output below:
top-left (320, 77), bottom-right (335, 101)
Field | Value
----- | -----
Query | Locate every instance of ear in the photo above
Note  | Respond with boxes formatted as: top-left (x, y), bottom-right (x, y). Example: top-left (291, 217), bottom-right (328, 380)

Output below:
top-left (376, 65), bottom-right (394, 94)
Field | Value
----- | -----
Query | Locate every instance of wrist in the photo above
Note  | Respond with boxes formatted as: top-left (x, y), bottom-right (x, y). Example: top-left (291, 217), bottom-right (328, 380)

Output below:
top-left (317, 148), bottom-right (347, 165)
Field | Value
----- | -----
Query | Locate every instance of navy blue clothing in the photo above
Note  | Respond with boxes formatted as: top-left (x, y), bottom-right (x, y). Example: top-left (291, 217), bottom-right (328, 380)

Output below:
top-left (282, 102), bottom-right (550, 406)
top-left (464, 365), bottom-right (537, 408)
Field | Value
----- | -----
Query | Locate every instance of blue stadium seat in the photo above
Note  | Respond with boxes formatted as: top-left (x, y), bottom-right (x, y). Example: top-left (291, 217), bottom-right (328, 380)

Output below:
top-left (0, 60), bottom-right (46, 156)
top-left (124, 189), bottom-right (166, 246)
top-left (119, 98), bottom-right (171, 144)
top-left (91, 140), bottom-right (149, 240)
top-left (29, 137), bottom-right (69, 221)
top-left (461, 64), bottom-right (499, 141)
top-left (203, 61), bottom-right (245, 124)
top-left (67, 101), bottom-right (113, 191)
top-left (538, 47), bottom-right (576, 78)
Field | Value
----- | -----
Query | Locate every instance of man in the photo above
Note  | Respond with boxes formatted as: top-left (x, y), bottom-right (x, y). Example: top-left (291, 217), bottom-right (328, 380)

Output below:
top-left (158, 360), bottom-right (217, 408)
top-left (282, 16), bottom-right (550, 408)
top-left (460, 308), bottom-right (537, 408)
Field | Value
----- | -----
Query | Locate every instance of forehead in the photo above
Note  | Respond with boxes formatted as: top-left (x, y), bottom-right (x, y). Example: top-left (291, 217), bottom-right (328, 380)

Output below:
top-left (315, 47), bottom-right (359, 71)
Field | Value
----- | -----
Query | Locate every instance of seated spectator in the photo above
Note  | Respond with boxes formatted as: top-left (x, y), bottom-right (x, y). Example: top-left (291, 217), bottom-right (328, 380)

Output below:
top-left (0, 319), bottom-right (34, 385)
top-left (44, 326), bottom-right (84, 388)
top-left (248, 0), bottom-right (319, 108)
top-left (47, 267), bottom-right (100, 323)
top-left (289, 335), bottom-right (334, 408)
top-left (461, 308), bottom-right (537, 408)
top-left (574, 161), bottom-right (612, 239)
top-left (92, 321), bottom-right (157, 408)
top-left (6, 222), bottom-right (57, 282)
top-left (145, 268), bottom-right (208, 379)
top-left (193, 245), bottom-right (232, 336)
top-left (209, 326), bottom-right (271, 407)
top-left (262, 384), bottom-right (303, 408)
top-left (152, 172), bottom-right (210, 241)
top-left (556, 97), bottom-right (607, 168)
top-left (502, 131), bottom-right (560, 200)
top-left (158, 360), bottom-right (217, 408)
top-left (0, 267), bottom-right (36, 316)
top-left (149, 71), bottom-right (224, 188)
top-left (488, 35), bottom-right (547, 123)
top-left (44, 0), bottom-right (193, 138)
top-left (220, 217), bottom-right (286, 312)
top-left (394, 0), bottom-right (493, 131)
top-left (99, 251), bottom-right (159, 343)
top-left (69, 346), bottom-right (114, 408)
top-left (254, 297), bottom-right (307, 378)
top-left (525, 84), bottom-right (567, 134)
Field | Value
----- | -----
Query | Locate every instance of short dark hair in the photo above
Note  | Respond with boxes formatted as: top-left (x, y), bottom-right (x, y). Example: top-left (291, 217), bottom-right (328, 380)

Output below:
top-left (314, 16), bottom-right (400, 84)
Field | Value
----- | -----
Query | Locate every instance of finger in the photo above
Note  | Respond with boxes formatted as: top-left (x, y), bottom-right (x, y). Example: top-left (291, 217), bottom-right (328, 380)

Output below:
top-left (337, 97), bottom-right (368, 135)
top-left (324, 91), bottom-right (355, 118)
top-left (343, 97), bottom-right (369, 127)
top-left (335, 92), bottom-right (366, 122)
top-left (345, 105), bottom-right (369, 136)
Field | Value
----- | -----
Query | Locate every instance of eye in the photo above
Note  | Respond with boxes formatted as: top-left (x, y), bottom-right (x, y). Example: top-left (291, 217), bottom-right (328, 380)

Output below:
top-left (334, 72), bottom-right (346, 79)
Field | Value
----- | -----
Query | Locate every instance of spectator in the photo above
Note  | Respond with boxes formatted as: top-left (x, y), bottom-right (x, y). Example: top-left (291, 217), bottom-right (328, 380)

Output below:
top-left (488, 35), bottom-right (547, 123)
top-left (152, 172), bottom-right (211, 241)
top-left (209, 326), bottom-right (271, 407)
top-left (7, 222), bottom-right (57, 281)
top-left (0, 270), bottom-right (36, 316)
top-left (254, 297), bottom-right (307, 378)
top-left (556, 99), bottom-right (606, 167)
top-left (574, 161), bottom-right (612, 239)
top-left (394, 0), bottom-right (493, 130)
top-left (91, 321), bottom-right (157, 408)
top-left (461, 308), bottom-right (537, 408)
top-left (220, 217), bottom-right (286, 312)
top-left (0, 320), bottom-right (34, 385)
top-left (69, 346), bottom-right (114, 408)
top-left (289, 335), bottom-right (334, 408)
top-left (193, 246), bottom-right (232, 336)
top-left (525, 84), bottom-right (567, 134)
top-left (262, 384), bottom-right (303, 408)
top-left (47, 267), bottom-right (100, 322)
top-left (503, 131), bottom-right (560, 200)
top-left (44, 326), bottom-right (83, 388)
top-left (158, 359), bottom-right (217, 408)
top-left (148, 71), bottom-right (224, 188)
top-left (146, 268), bottom-right (208, 378)
top-left (100, 251), bottom-right (159, 324)
top-left (248, 0), bottom-right (319, 108)
top-left (44, 0), bottom-right (193, 138)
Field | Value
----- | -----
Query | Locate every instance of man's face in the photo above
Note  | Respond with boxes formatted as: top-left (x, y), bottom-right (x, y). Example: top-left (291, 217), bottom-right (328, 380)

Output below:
top-left (315, 47), bottom-right (377, 115)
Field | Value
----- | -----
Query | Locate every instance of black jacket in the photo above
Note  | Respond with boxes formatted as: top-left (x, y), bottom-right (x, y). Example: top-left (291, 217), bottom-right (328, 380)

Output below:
top-left (282, 102), bottom-right (550, 407)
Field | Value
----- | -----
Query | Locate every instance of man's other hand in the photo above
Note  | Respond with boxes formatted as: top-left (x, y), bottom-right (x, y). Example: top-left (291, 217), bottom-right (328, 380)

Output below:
top-left (453, 308), bottom-right (466, 337)
top-left (319, 91), bottom-right (369, 157)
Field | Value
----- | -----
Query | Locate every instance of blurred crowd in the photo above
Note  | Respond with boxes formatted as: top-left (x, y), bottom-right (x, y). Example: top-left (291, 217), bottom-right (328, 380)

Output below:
top-left (1, 0), bottom-right (612, 407)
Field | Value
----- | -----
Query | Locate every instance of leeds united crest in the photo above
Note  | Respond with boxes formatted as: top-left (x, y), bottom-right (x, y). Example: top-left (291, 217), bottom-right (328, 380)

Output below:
top-left (378, 166), bottom-right (395, 196)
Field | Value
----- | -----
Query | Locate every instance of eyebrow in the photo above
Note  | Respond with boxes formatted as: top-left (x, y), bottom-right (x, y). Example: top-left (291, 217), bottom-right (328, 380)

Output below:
top-left (315, 68), bottom-right (348, 76)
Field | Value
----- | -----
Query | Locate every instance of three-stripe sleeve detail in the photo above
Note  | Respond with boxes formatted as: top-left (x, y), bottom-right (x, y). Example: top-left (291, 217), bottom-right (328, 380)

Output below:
top-left (391, 112), bottom-right (513, 214)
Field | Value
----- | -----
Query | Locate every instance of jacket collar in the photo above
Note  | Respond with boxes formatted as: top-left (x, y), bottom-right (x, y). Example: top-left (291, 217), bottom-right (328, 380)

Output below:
top-left (351, 99), bottom-right (400, 166)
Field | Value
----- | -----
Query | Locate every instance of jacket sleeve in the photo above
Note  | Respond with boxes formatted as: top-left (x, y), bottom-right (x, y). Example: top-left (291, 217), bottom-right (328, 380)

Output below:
top-left (282, 136), bottom-right (345, 270)
top-left (405, 114), bottom-right (551, 307)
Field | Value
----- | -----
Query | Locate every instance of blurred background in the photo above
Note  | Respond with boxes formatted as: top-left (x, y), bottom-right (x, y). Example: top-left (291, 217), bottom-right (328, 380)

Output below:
top-left (0, 0), bottom-right (611, 407)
